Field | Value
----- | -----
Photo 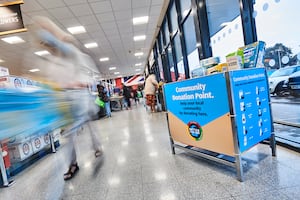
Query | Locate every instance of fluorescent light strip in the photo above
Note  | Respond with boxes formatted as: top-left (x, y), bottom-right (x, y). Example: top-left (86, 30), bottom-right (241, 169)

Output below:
top-left (84, 42), bottom-right (98, 48)
top-left (34, 50), bottom-right (50, 56)
top-left (133, 16), bottom-right (149, 25)
top-left (114, 72), bottom-right (120, 75)
top-left (134, 52), bottom-right (144, 57)
top-left (135, 63), bottom-right (142, 66)
top-left (100, 57), bottom-right (109, 62)
top-left (135, 69), bottom-right (141, 71)
top-left (1, 36), bottom-right (25, 44)
top-left (109, 67), bottom-right (116, 70)
top-left (67, 26), bottom-right (86, 34)
top-left (29, 68), bottom-right (40, 72)
top-left (134, 35), bottom-right (146, 41)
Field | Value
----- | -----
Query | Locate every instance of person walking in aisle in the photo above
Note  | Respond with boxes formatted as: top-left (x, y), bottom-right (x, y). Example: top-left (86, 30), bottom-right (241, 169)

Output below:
top-left (144, 73), bottom-right (159, 112)
top-left (31, 16), bottom-right (103, 181)
top-left (122, 83), bottom-right (132, 109)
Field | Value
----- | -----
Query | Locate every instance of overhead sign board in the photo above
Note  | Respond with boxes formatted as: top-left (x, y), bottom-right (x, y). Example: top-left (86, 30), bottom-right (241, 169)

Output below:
top-left (0, 1), bottom-right (26, 36)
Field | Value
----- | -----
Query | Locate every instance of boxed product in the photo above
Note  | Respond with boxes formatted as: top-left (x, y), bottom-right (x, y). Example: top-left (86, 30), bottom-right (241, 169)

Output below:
top-left (191, 67), bottom-right (207, 78)
top-left (199, 57), bottom-right (220, 68)
top-left (206, 63), bottom-right (228, 74)
top-left (240, 41), bottom-right (265, 68)
top-left (31, 136), bottom-right (45, 153)
top-left (0, 76), bottom-right (24, 89)
top-left (51, 128), bottom-right (61, 142)
top-left (8, 140), bottom-right (33, 162)
top-left (226, 56), bottom-right (243, 71)
top-left (42, 134), bottom-right (51, 146)
top-left (0, 76), bottom-right (38, 89)
top-left (0, 66), bottom-right (9, 76)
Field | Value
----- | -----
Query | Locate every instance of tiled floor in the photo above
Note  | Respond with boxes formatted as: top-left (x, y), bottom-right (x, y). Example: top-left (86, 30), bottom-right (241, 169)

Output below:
top-left (1, 104), bottom-right (300, 200)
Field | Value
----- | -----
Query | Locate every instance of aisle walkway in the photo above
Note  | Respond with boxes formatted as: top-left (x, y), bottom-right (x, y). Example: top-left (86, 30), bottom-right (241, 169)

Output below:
top-left (1, 104), bottom-right (300, 200)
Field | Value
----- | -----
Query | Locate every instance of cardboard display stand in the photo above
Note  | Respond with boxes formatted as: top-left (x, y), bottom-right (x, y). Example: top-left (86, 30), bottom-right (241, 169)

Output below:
top-left (163, 68), bottom-right (276, 181)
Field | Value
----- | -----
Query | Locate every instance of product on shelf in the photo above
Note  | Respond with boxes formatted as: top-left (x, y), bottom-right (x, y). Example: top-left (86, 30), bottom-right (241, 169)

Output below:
top-left (239, 41), bottom-right (266, 68)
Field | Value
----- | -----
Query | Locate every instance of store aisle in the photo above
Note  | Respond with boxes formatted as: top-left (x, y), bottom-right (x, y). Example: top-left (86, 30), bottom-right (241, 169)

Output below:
top-left (1, 104), bottom-right (300, 200)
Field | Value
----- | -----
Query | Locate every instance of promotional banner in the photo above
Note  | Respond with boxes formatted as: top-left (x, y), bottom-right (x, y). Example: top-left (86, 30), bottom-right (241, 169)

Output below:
top-left (0, 1), bottom-right (26, 36)
top-left (164, 73), bottom-right (235, 156)
top-left (229, 68), bottom-right (272, 153)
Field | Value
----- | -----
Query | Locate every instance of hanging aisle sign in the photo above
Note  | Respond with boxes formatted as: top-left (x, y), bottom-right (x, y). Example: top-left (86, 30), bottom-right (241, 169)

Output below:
top-left (0, 1), bottom-right (26, 36)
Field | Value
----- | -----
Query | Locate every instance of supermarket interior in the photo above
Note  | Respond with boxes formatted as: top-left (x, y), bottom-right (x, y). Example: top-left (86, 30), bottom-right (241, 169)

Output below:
top-left (0, 0), bottom-right (300, 200)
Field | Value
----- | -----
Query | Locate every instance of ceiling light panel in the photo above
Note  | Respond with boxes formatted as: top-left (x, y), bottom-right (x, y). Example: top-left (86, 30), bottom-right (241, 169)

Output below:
top-left (134, 52), bottom-right (144, 56)
top-left (34, 50), bottom-right (50, 56)
top-left (133, 16), bottom-right (149, 25)
top-left (109, 67), bottom-right (116, 70)
top-left (1, 36), bottom-right (25, 44)
top-left (135, 63), bottom-right (142, 66)
top-left (100, 57), bottom-right (109, 62)
top-left (67, 26), bottom-right (86, 34)
top-left (29, 68), bottom-right (40, 72)
top-left (84, 42), bottom-right (98, 48)
top-left (133, 35), bottom-right (146, 41)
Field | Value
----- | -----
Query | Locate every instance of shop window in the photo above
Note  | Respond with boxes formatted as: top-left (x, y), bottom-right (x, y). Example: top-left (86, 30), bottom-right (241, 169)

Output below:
top-left (173, 33), bottom-right (185, 79)
top-left (254, 0), bottom-right (300, 69)
top-left (180, 0), bottom-right (191, 18)
top-left (206, 0), bottom-right (243, 63)
top-left (158, 32), bottom-right (163, 53)
top-left (167, 46), bottom-right (176, 82)
top-left (183, 14), bottom-right (200, 74)
top-left (163, 20), bottom-right (170, 46)
top-left (169, 2), bottom-right (178, 34)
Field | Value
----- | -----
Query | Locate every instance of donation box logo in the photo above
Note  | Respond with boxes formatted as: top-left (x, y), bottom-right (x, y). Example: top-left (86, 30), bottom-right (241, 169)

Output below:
top-left (187, 121), bottom-right (203, 141)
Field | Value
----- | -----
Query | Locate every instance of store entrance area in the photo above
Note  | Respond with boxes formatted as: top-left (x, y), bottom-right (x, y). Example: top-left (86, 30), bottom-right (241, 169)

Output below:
top-left (1, 104), bottom-right (300, 199)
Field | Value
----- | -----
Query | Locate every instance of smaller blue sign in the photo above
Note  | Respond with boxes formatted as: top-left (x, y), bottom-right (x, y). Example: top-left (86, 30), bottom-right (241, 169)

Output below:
top-left (229, 68), bottom-right (272, 153)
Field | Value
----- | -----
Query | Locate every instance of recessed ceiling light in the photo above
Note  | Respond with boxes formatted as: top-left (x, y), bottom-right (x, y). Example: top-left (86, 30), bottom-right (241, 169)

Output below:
top-left (100, 57), bottom-right (109, 62)
top-left (133, 35), bottom-right (146, 41)
top-left (134, 52), bottom-right (144, 57)
top-left (29, 68), bottom-right (40, 72)
top-left (1, 36), bottom-right (25, 44)
top-left (109, 67), bottom-right (116, 70)
top-left (84, 42), bottom-right (98, 48)
top-left (135, 63), bottom-right (142, 66)
top-left (133, 16), bottom-right (149, 25)
top-left (114, 72), bottom-right (120, 75)
top-left (34, 50), bottom-right (50, 56)
top-left (135, 69), bottom-right (141, 71)
top-left (67, 26), bottom-right (86, 34)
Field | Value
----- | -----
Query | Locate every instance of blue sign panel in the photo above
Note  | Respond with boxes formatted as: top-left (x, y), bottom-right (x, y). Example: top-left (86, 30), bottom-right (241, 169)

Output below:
top-left (229, 68), bottom-right (272, 152)
top-left (164, 73), bottom-right (230, 126)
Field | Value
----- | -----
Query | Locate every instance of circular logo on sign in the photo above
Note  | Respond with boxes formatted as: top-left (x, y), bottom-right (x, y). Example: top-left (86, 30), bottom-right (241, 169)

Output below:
top-left (44, 135), bottom-right (50, 144)
top-left (14, 78), bottom-right (22, 88)
top-left (34, 138), bottom-right (41, 149)
top-left (23, 143), bottom-right (30, 155)
top-left (187, 121), bottom-right (203, 141)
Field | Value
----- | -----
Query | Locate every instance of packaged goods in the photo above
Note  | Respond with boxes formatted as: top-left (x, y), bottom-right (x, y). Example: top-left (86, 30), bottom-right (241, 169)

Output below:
top-left (239, 41), bottom-right (265, 68)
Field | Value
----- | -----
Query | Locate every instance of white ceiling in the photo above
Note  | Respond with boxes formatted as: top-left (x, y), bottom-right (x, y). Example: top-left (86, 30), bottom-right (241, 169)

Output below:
top-left (0, 0), bottom-right (166, 79)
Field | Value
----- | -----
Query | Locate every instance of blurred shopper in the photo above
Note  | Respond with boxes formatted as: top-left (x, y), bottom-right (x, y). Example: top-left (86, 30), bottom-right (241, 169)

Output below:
top-left (122, 83), bottom-right (132, 109)
top-left (97, 84), bottom-right (111, 117)
top-left (144, 73), bottom-right (159, 112)
top-left (30, 16), bottom-right (103, 181)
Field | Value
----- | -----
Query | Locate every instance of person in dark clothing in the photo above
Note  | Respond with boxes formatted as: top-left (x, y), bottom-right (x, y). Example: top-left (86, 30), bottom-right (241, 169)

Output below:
top-left (122, 84), bottom-right (132, 109)
top-left (97, 84), bottom-right (109, 117)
